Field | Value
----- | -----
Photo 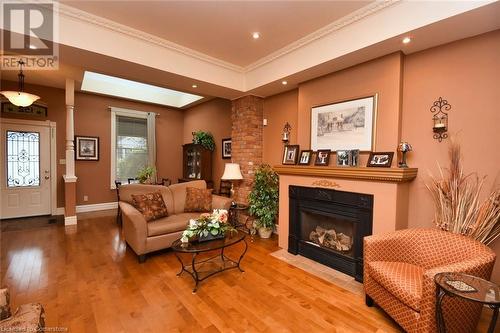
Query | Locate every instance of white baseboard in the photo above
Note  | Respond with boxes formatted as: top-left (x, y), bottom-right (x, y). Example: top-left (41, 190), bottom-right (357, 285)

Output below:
top-left (64, 216), bottom-right (77, 226)
top-left (55, 202), bottom-right (118, 216)
top-left (76, 202), bottom-right (118, 213)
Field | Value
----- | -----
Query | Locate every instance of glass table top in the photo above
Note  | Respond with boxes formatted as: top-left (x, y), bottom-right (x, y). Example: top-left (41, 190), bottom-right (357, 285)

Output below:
top-left (172, 230), bottom-right (246, 253)
top-left (435, 272), bottom-right (500, 305)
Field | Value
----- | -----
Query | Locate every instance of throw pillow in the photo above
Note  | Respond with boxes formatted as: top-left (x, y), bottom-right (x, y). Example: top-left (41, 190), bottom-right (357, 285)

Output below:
top-left (184, 187), bottom-right (212, 212)
top-left (131, 191), bottom-right (168, 222)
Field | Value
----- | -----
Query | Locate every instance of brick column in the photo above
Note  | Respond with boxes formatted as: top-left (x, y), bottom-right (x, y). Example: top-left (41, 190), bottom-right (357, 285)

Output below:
top-left (231, 95), bottom-right (263, 204)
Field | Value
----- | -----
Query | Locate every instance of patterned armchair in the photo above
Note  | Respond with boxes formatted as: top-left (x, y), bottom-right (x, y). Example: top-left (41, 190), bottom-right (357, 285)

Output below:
top-left (364, 228), bottom-right (496, 333)
top-left (0, 288), bottom-right (45, 332)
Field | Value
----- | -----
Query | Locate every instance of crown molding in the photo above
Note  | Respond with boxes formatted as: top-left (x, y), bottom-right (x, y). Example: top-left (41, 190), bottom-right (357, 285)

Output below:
top-left (28, 0), bottom-right (399, 77)
top-left (243, 0), bottom-right (401, 72)
top-left (50, 1), bottom-right (245, 73)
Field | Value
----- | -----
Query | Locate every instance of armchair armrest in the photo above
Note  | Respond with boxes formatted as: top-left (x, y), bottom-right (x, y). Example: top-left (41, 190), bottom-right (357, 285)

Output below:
top-left (212, 195), bottom-right (232, 210)
top-left (119, 201), bottom-right (148, 255)
top-left (0, 289), bottom-right (11, 320)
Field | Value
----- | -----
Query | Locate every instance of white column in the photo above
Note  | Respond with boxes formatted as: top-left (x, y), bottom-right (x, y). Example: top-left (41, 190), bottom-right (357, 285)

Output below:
top-left (65, 79), bottom-right (76, 179)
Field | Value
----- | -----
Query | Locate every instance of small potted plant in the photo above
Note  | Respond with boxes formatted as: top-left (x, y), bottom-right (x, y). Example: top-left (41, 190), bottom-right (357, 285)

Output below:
top-left (248, 164), bottom-right (279, 239)
top-left (137, 166), bottom-right (155, 184)
top-left (192, 131), bottom-right (215, 151)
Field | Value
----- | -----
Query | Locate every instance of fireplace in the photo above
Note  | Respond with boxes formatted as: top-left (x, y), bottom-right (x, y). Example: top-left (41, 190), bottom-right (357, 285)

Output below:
top-left (288, 186), bottom-right (373, 281)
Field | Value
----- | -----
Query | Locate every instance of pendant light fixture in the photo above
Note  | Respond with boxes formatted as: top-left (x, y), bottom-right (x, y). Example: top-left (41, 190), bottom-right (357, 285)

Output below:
top-left (0, 60), bottom-right (40, 107)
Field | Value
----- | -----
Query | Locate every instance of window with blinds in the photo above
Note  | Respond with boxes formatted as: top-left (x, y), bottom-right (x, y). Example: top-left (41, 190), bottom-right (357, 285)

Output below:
top-left (115, 115), bottom-right (148, 182)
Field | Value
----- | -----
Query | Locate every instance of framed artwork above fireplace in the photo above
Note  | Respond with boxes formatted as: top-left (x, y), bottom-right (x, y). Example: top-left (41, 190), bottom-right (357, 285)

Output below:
top-left (310, 94), bottom-right (377, 152)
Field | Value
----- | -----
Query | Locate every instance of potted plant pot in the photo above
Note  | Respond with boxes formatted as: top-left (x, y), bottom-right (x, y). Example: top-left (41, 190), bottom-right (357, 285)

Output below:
top-left (248, 164), bottom-right (279, 239)
top-left (258, 227), bottom-right (273, 239)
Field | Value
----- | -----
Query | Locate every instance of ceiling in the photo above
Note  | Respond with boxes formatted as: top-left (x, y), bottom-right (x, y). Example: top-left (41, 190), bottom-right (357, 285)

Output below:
top-left (60, 0), bottom-right (371, 67)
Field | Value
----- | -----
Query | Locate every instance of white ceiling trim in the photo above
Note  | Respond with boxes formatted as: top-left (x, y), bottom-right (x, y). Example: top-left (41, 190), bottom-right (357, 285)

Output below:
top-left (33, 0), bottom-right (398, 75)
top-left (243, 0), bottom-right (400, 72)
top-left (39, 0), bottom-right (244, 73)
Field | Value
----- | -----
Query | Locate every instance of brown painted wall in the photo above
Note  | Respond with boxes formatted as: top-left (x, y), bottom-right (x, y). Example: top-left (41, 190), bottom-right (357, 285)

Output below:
top-left (183, 98), bottom-right (232, 192)
top-left (402, 30), bottom-right (500, 282)
top-left (297, 52), bottom-right (403, 166)
top-left (263, 89), bottom-right (298, 166)
top-left (74, 92), bottom-right (184, 205)
top-left (262, 30), bottom-right (500, 282)
top-left (0, 81), bottom-right (184, 207)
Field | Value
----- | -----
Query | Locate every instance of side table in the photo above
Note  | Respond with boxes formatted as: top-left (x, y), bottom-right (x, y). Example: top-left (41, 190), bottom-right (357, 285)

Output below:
top-left (434, 272), bottom-right (500, 333)
top-left (229, 203), bottom-right (256, 240)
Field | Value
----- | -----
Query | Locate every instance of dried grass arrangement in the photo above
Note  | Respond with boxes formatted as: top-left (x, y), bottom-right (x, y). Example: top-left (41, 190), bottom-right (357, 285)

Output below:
top-left (426, 141), bottom-right (500, 246)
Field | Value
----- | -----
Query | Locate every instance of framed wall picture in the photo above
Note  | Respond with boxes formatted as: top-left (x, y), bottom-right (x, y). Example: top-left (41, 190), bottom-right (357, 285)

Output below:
top-left (222, 138), bottom-right (231, 159)
top-left (336, 150), bottom-right (350, 167)
top-left (350, 149), bottom-right (360, 166)
top-left (282, 145), bottom-right (299, 165)
top-left (75, 136), bottom-right (99, 161)
top-left (298, 150), bottom-right (312, 165)
top-left (310, 94), bottom-right (377, 152)
top-left (367, 152), bottom-right (394, 167)
top-left (314, 149), bottom-right (331, 166)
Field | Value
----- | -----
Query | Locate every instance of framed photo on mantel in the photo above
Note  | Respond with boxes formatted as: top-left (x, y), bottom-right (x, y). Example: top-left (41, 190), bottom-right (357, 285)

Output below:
top-left (310, 94), bottom-right (377, 152)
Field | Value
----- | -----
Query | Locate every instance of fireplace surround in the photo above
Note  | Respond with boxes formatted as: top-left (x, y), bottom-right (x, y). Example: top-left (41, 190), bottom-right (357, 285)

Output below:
top-left (288, 185), bottom-right (373, 281)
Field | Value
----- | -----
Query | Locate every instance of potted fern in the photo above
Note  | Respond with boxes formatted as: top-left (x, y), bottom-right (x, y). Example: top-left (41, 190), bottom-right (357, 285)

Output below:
top-left (137, 166), bottom-right (155, 184)
top-left (248, 164), bottom-right (279, 238)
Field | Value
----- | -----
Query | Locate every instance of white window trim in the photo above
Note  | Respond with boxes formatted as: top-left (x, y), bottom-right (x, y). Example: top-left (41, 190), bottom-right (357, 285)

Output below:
top-left (110, 107), bottom-right (156, 189)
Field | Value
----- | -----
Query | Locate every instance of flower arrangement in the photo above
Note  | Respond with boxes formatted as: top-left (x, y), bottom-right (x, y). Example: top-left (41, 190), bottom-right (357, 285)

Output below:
top-left (426, 140), bottom-right (500, 245)
top-left (181, 209), bottom-right (235, 243)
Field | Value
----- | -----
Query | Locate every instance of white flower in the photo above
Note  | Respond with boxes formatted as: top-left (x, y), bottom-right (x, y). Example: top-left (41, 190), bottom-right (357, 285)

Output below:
top-left (189, 219), bottom-right (198, 228)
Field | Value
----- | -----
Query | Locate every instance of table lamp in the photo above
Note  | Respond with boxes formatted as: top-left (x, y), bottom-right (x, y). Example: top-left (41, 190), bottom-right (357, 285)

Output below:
top-left (221, 163), bottom-right (243, 199)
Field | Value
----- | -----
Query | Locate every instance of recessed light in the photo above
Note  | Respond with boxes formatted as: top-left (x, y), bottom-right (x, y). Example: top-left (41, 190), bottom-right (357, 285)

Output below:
top-left (192, 84), bottom-right (198, 88)
top-left (402, 37), bottom-right (411, 44)
top-left (282, 80), bottom-right (288, 85)
top-left (252, 32), bottom-right (260, 39)
top-left (29, 45), bottom-right (37, 49)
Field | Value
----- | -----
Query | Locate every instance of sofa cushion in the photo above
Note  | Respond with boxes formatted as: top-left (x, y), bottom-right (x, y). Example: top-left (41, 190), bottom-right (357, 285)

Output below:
top-left (147, 213), bottom-right (200, 237)
top-left (184, 187), bottom-right (213, 212)
top-left (367, 261), bottom-right (424, 312)
top-left (131, 191), bottom-right (168, 222)
top-left (169, 180), bottom-right (207, 214)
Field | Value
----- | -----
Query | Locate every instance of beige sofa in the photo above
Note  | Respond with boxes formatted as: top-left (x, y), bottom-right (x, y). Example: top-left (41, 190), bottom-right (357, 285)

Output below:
top-left (119, 180), bottom-right (232, 262)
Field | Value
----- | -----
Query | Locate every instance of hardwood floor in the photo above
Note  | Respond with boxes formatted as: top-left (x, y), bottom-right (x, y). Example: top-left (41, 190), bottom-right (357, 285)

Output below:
top-left (0, 211), bottom-right (494, 332)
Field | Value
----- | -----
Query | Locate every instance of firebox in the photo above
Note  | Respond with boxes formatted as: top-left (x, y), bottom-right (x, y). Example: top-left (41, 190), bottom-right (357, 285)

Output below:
top-left (288, 186), bottom-right (373, 281)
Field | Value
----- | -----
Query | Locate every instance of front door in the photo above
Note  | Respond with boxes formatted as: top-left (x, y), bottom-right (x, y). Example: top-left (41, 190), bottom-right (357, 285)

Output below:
top-left (1, 120), bottom-right (52, 219)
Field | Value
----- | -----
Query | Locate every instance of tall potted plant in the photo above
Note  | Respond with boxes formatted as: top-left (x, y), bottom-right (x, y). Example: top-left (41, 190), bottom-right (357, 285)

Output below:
top-left (248, 164), bottom-right (279, 238)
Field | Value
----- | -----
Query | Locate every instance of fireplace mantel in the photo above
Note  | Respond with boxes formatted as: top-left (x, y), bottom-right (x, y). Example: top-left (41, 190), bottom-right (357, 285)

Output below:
top-left (274, 165), bottom-right (417, 183)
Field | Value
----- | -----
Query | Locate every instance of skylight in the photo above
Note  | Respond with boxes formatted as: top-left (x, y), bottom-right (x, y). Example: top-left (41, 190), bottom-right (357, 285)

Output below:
top-left (81, 71), bottom-right (203, 108)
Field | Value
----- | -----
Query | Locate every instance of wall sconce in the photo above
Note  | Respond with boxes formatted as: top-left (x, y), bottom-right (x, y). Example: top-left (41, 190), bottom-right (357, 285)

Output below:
top-left (430, 97), bottom-right (451, 142)
top-left (282, 122), bottom-right (292, 143)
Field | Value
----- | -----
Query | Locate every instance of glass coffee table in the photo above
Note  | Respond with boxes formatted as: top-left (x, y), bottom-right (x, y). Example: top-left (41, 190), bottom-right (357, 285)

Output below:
top-left (171, 230), bottom-right (248, 293)
top-left (435, 272), bottom-right (500, 333)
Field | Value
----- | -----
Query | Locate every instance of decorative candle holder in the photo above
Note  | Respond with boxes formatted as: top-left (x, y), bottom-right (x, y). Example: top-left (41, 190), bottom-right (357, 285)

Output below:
top-left (398, 141), bottom-right (412, 168)
top-left (430, 97), bottom-right (451, 142)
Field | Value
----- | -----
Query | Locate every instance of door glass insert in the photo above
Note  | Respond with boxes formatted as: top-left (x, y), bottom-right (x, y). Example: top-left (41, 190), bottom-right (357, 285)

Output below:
top-left (6, 131), bottom-right (40, 187)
